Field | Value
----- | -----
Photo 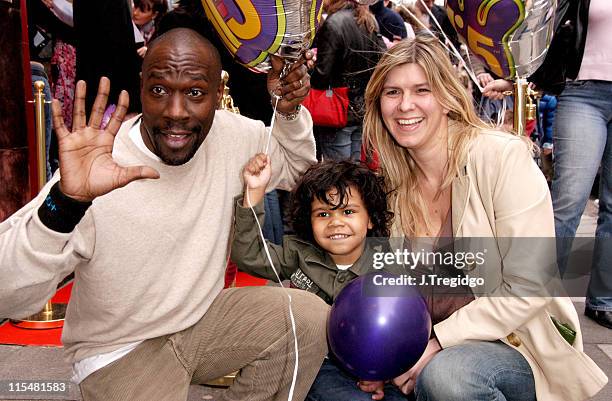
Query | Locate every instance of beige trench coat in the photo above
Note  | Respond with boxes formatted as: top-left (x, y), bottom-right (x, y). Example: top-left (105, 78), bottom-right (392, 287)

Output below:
top-left (391, 128), bottom-right (608, 401)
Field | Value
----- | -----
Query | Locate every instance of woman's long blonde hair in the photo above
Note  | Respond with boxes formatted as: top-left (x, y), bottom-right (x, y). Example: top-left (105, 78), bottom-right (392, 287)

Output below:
top-left (362, 35), bottom-right (491, 237)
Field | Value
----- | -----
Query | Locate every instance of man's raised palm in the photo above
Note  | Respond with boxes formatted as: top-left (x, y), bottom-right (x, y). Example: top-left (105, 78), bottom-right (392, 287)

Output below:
top-left (51, 77), bottom-right (159, 202)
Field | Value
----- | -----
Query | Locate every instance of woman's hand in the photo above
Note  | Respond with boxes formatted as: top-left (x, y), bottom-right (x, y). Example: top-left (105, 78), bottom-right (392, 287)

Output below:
top-left (357, 380), bottom-right (386, 400)
top-left (392, 338), bottom-right (442, 394)
top-left (477, 72), bottom-right (494, 88)
top-left (482, 79), bottom-right (513, 100)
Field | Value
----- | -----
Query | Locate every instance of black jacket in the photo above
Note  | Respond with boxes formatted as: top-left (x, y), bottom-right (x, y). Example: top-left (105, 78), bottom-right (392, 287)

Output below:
top-left (74, 0), bottom-right (142, 113)
top-left (311, 6), bottom-right (385, 126)
top-left (431, 4), bottom-right (460, 50)
top-left (530, 0), bottom-right (591, 94)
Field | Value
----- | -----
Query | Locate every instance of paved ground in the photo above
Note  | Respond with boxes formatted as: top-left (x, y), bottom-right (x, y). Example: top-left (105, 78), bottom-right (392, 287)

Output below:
top-left (1, 200), bottom-right (609, 401)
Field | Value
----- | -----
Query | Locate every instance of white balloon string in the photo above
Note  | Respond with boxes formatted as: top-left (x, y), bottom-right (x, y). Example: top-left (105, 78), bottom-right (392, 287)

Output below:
top-left (398, 2), bottom-right (483, 93)
top-left (245, 186), bottom-right (299, 401)
top-left (498, 96), bottom-right (508, 128)
top-left (252, 62), bottom-right (299, 401)
top-left (265, 96), bottom-right (280, 155)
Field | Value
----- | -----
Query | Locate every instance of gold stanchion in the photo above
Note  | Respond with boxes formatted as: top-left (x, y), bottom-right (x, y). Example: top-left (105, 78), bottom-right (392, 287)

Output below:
top-left (219, 70), bottom-right (240, 114)
top-left (11, 80), bottom-right (67, 330)
top-left (205, 71), bottom-right (240, 387)
top-left (507, 77), bottom-right (540, 136)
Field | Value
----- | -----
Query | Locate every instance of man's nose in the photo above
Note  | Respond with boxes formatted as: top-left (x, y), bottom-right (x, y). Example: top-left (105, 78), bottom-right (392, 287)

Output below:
top-left (165, 93), bottom-right (189, 120)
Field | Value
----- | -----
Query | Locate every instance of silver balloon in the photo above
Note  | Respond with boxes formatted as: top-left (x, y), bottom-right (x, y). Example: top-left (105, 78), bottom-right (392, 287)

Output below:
top-left (446, 0), bottom-right (557, 79)
top-left (508, 0), bottom-right (557, 78)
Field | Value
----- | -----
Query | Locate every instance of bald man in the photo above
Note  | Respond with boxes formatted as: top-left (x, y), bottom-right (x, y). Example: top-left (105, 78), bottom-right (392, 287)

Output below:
top-left (0, 28), bottom-right (327, 401)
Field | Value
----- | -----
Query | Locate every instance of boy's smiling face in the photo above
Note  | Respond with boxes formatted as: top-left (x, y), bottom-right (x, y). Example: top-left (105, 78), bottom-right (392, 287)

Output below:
top-left (310, 185), bottom-right (373, 266)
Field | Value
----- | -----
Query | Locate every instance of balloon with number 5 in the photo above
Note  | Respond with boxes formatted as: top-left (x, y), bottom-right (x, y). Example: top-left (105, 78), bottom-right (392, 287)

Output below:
top-left (201, 0), bottom-right (325, 73)
top-left (445, 0), bottom-right (557, 80)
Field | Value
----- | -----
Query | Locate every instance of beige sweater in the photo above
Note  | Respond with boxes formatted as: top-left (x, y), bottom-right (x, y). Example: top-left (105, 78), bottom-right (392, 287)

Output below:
top-left (0, 109), bottom-right (316, 363)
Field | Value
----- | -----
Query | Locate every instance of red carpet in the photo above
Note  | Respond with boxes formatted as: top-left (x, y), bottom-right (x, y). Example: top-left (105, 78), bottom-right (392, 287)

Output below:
top-left (235, 271), bottom-right (268, 287)
top-left (0, 282), bottom-right (73, 347)
top-left (0, 272), bottom-right (266, 347)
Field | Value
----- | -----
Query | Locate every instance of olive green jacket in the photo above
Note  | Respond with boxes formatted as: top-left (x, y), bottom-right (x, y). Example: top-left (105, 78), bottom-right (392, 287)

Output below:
top-left (231, 196), bottom-right (403, 304)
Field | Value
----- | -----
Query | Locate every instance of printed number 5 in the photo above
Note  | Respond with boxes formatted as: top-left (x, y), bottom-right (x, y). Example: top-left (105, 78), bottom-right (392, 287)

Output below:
top-left (467, 26), bottom-right (502, 78)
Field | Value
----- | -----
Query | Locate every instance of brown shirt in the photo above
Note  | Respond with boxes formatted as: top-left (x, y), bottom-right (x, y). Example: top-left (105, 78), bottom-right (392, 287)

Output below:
top-left (405, 207), bottom-right (475, 326)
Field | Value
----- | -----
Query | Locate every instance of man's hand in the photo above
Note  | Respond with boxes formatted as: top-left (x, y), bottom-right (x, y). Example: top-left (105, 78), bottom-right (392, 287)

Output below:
top-left (392, 338), bottom-right (442, 395)
top-left (482, 79), bottom-right (513, 100)
top-left (267, 51), bottom-right (314, 114)
top-left (358, 380), bottom-right (386, 400)
top-left (242, 153), bottom-right (271, 207)
top-left (52, 77), bottom-right (159, 203)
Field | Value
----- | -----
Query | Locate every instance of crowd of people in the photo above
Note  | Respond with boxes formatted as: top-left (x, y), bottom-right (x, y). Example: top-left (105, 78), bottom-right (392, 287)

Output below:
top-left (1, 0), bottom-right (610, 401)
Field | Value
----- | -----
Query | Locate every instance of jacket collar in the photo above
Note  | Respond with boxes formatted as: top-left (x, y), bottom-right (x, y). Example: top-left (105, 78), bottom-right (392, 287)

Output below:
top-left (450, 121), bottom-right (471, 237)
top-left (299, 237), bottom-right (386, 276)
top-left (451, 163), bottom-right (470, 237)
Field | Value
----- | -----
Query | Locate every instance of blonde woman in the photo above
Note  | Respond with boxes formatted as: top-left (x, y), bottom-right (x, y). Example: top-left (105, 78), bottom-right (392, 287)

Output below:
top-left (360, 36), bottom-right (608, 401)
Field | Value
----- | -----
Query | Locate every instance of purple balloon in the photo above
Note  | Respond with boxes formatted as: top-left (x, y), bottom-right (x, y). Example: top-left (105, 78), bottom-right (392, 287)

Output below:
top-left (328, 272), bottom-right (431, 381)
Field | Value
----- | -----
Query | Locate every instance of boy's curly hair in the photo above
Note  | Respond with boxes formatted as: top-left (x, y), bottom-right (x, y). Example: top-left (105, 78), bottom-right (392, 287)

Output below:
top-left (290, 160), bottom-right (394, 242)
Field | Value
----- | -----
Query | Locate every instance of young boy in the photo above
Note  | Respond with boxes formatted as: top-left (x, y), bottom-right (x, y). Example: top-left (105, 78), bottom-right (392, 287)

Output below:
top-left (231, 155), bottom-right (473, 401)
top-left (232, 155), bottom-right (396, 303)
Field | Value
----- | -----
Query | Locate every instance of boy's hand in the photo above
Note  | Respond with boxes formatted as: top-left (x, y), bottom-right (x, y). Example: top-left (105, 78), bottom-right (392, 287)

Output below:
top-left (358, 380), bottom-right (385, 400)
top-left (242, 153), bottom-right (271, 207)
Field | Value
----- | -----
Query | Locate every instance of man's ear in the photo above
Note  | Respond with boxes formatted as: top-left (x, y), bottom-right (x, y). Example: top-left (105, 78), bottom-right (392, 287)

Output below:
top-left (368, 219), bottom-right (374, 230)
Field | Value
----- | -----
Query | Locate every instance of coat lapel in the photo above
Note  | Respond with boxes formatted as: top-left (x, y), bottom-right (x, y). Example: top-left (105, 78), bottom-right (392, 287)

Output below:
top-left (452, 165), bottom-right (471, 237)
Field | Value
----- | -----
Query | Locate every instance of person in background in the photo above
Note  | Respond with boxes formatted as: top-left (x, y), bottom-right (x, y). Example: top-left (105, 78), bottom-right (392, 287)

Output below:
top-left (133, 0), bottom-right (168, 58)
top-left (31, 0), bottom-right (77, 173)
top-left (411, 0), bottom-right (459, 49)
top-left (311, 0), bottom-right (385, 161)
top-left (483, 0), bottom-right (612, 329)
top-left (74, 0), bottom-right (142, 114)
top-left (394, 3), bottom-right (418, 40)
top-left (536, 94), bottom-right (557, 185)
top-left (370, 0), bottom-right (408, 45)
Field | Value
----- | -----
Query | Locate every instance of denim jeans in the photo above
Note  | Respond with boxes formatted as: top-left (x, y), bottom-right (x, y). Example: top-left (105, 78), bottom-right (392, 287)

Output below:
top-left (307, 358), bottom-right (411, 401)
top-left (315, 125), bottom-right (362, 161)
top-left (415, 341), bottom-right (535, 401)
top-left (31, 63), bottom-right (53, 181)
top-left (263, 190), bottom-right (284, 245)
top-left (552, 80), bottom-right (612, 311)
